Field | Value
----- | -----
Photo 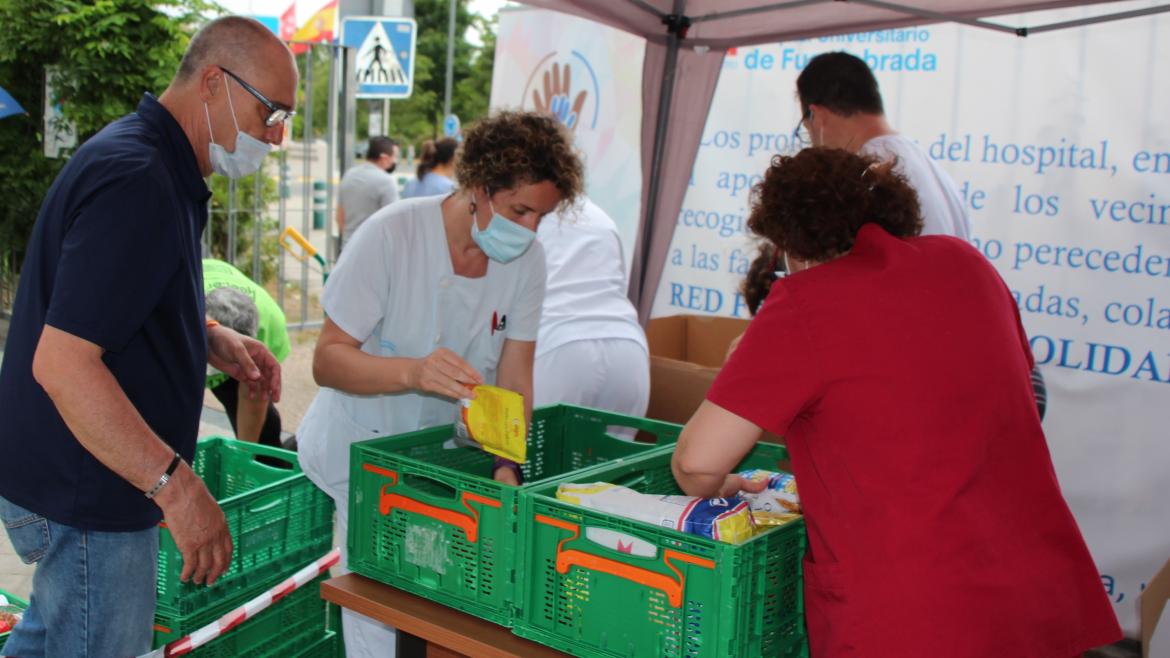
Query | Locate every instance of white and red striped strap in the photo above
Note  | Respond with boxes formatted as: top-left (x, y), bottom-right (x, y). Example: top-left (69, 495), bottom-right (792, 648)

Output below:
top-left (139, 547), bottom-right (341, 658)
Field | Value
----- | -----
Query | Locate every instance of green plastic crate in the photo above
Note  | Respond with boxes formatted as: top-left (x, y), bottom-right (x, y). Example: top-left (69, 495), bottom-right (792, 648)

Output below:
top-left (348, 404), bottom-right (682, 626)
top-left (293, 630), bottom-right (341, 657)
top-left (153, 574), bottom-right (329, 656)
top-left (156, 437), bottom-right (334, 618)
top-left (0, 588), bottom-right (29, 653)
top-left (514, 443), bottom-right (808, 658)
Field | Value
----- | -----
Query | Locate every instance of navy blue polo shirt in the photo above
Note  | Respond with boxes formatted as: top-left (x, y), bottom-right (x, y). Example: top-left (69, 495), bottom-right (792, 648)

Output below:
top-left (0, 94), bottom-right (210, 531)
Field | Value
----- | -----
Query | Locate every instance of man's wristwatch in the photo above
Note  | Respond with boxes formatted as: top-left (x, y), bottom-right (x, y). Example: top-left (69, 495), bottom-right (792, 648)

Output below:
top-left (145, 452), bottom-right (182, 500)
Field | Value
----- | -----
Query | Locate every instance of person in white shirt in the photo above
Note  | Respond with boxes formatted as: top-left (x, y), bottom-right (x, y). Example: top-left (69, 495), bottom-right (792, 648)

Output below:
top-left (296, 111), bottom-right (583, 658)
top-left (534, 197), bottom-right (649, 431)
top-left (794, 51), bottom-right (971, 240)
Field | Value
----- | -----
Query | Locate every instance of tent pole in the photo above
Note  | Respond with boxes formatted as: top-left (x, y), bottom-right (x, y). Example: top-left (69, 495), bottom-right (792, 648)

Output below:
top-left (635, 1), bottom-right (690, 316)
top-left (690, 0), bottom-right (825, 25)
top-left (853, 0), bottom-right (1170, 37)
top-left (847, 0), bottom-right (1020, 34)
top-left (1017, 4), bottom-right (1170, 35)
top-left (625, 0), bottom-right (668, 20)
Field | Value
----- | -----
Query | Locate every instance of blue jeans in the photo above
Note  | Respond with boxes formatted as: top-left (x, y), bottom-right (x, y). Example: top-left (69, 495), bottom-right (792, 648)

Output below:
top-left (0, 495), bottom-right (157, 658)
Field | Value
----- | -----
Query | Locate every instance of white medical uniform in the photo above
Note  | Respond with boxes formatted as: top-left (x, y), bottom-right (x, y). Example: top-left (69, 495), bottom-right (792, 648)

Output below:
top-left (296, 195), bottom-right (545, 658)
top-left (861, 134), bottom-right (972, 240)
top-left (534, 198), bottom-right (649, 433)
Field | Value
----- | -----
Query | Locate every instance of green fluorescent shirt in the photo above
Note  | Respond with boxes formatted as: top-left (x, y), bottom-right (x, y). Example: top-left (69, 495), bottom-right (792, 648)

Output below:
top-left (202, 258), bottom-right (291, 388)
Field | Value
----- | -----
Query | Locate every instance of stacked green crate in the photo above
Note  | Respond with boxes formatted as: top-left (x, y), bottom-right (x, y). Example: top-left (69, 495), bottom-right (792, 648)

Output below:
top-left (153, 438), bottom-right (336, 654)
top-left (347, 404), bottom-right (683, 626)
top-left (0, 588), bottom-right (29, 654)
top-left (153, 575), bottom-right (333, 657)
top-left (514, 443), bottom-right (808, 658)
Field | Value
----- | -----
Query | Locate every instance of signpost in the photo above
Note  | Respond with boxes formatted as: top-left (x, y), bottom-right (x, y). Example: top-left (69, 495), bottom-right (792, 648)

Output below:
top-left (340, 17), bottom-right (417, 99)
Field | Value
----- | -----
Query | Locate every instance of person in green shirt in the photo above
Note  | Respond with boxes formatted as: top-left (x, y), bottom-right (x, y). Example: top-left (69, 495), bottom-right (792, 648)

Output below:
top-left (203, 259), bottom-right (290, 447)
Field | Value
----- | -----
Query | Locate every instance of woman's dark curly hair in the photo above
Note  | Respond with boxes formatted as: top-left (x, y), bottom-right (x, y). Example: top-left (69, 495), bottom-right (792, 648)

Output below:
top-left (455, 110), bottom-right (584, 208)
top-left (741, 242), bottom-right (781, 317)
top-left (746, 148), bottom-right (923, 263)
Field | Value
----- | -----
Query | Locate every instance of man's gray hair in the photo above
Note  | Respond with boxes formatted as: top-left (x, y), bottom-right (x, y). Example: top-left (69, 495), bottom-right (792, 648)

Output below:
top-left (206, 287), bottom-right (259, 338)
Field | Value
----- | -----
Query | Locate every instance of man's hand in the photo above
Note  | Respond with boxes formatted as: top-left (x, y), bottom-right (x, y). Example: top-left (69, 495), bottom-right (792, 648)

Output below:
top-left (409, 348), bottom-right (483, 400)
top-left (154, 462), bottom-right (233, 585)
top-left (208, 324), bottom-right (281, 403)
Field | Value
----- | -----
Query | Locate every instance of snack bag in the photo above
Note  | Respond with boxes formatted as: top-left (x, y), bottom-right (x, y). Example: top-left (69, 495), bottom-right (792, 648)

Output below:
top-left (738, 469), bottom-right (801, 526)
top-left (454, 385), bottom-right (527, 463)
top-left (556, 482), bottom-right (756, 544)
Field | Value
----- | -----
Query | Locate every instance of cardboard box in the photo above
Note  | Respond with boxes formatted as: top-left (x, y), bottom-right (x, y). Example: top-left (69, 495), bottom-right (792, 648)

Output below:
top-left (644, 314), bottom-right (750, 425)
top-left (1144, 557), bottom-right (1170, 658)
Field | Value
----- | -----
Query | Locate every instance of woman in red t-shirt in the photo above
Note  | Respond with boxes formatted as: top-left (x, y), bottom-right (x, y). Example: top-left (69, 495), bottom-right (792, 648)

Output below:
top-left (671, 148), bottom-right (1120, 657)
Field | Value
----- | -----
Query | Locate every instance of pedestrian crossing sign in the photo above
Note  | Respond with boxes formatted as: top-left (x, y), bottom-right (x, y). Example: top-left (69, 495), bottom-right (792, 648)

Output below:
top-left (341, 17), bottom-right (417, 99)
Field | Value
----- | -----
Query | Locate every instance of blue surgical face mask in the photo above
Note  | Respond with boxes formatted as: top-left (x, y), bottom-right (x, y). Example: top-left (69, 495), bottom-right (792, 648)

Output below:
top-left (204, 79), bottom-right (271, 179)
top-left (470, 193), bottom-right (537, 263)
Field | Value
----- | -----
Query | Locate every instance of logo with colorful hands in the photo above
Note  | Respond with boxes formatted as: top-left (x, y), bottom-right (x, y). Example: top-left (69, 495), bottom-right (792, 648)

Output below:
top-left (522, 50), bottom-right (600, 132)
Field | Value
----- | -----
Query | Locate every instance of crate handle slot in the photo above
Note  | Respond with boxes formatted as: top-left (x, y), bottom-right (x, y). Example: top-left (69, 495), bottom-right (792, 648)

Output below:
top-left (249, 451), bottom-right (295, 470)
top-left (535, 514), bottom-right (714, 608)
top-left (401, 472), bottom-right (459, 499)
top-left (379, 487), bottom-right (500, 543)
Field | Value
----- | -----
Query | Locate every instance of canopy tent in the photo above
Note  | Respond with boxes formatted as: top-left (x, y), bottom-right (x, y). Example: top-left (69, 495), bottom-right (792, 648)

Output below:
top-left (515, 0), bottom-right (1170, 321)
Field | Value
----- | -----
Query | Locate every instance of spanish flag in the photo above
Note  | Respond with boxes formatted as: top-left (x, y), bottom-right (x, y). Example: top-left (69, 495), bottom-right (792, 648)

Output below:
top-left (289, 0), bottom-right (337, 55)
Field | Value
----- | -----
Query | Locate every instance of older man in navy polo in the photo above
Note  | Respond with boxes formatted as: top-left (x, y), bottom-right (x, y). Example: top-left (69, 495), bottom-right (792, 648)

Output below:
top-left (0, 16), bottom-right (295, 657)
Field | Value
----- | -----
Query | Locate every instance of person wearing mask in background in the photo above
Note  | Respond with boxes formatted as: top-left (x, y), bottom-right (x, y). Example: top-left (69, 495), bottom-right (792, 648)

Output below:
top-left (296, 111), bottom-right (583, 658)
top-left (672, 148), bottom-right (1119, 657)
top-left (402, 136), bottom-right (457, 199)
top-left (336, 136), bottom-right (399, 249)
top-left (534, 197), bottom-right (649, 435)
top-left (795, 51), bottom-right (970, 240)
top-left (0, 16), bottom-right (288, 656)
top-left (794, 51), bottom-right (1052, 420)
top-left (203, 258), bottom-right (290, 448)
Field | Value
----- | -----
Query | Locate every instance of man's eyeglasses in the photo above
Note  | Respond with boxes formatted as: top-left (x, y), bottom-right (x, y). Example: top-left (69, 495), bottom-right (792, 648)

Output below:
top-left (791, 108), bottom-right (811, 150)
top-left (220, 67), bottom-right (295, 127)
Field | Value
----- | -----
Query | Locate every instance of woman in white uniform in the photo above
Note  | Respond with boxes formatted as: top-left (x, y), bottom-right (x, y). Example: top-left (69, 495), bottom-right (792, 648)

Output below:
top-left (296, 111), bottom-right (583, 658)
top-left (534, 197), bottom-right (649, 431)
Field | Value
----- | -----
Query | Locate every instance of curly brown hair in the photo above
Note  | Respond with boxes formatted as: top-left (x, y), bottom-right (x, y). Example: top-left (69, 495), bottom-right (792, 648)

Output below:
top-left (741, 242), bottom-right (780, 317)
top-left (746, 148), bottom-right (923, 263)
top-left (455, 110), bottom-right (584, 208)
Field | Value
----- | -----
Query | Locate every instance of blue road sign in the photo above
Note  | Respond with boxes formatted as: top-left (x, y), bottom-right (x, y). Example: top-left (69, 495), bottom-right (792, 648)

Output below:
top-left (444, 114), bottom-right (460, 137)
top-left (0, 85), bottom-right (25, 120)
top-left (341, 17), bottom-right (417, 99)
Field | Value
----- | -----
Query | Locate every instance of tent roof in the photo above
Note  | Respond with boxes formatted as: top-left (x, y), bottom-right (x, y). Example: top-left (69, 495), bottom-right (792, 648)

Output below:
top-left (517, 0), bottom-right (1144, 48)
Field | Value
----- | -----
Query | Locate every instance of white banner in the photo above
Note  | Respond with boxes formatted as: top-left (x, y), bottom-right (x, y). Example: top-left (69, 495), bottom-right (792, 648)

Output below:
top-left (492, 3), bottom-right (1170, 635)
top-left (490, 8), bottom-right (645, 272)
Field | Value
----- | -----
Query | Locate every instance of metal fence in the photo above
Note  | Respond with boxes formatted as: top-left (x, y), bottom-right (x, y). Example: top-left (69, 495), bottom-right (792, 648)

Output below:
top-left (1, 43), bottom-right (351, 331)
top-left (206, 41), bottom-right (346, 332)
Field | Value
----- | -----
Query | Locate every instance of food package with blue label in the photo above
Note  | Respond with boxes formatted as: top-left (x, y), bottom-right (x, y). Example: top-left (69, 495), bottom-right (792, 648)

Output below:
top-left (556, 482), bottom-right (756, 544)
top-left (738, 468), bottom-right (802, 526)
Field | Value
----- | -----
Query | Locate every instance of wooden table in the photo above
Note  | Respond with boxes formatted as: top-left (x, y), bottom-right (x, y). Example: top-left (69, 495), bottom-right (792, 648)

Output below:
top-left (320, 573), bottom-right (569, 658)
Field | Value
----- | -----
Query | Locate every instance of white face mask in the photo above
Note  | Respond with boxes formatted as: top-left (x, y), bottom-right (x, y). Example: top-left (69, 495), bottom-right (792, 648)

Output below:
top-left (204, 79), bottom-right (270, 179)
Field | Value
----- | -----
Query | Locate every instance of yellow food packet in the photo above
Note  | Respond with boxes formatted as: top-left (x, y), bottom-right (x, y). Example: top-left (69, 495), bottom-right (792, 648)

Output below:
top-left (454, 385), bottom-right (527, 463)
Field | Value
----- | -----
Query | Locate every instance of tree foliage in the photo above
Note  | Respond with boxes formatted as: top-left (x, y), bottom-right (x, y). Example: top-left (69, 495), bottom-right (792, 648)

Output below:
top-left (384, 1), bottom-right (495, 152)
top-left (0, 0), bottom-right (211, 285)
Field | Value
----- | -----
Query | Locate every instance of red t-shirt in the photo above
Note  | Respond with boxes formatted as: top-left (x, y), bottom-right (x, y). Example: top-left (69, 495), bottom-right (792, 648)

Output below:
top-left (708, 225), bottom-right (1120, 657)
